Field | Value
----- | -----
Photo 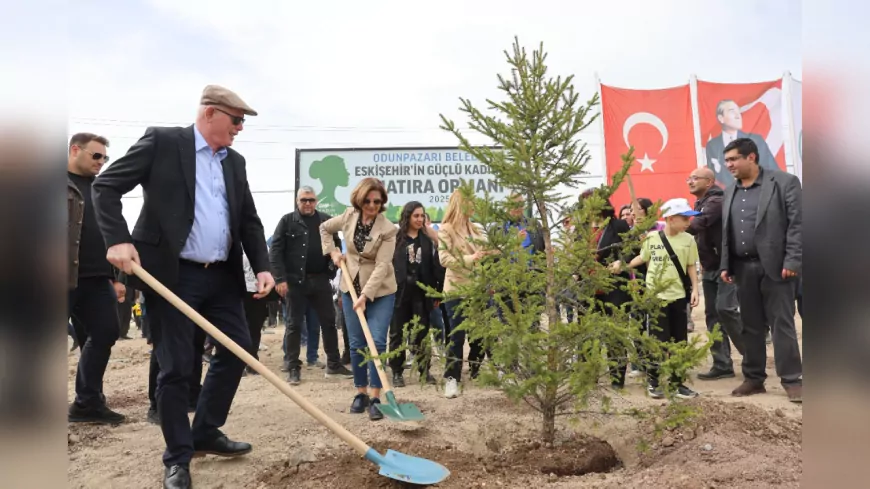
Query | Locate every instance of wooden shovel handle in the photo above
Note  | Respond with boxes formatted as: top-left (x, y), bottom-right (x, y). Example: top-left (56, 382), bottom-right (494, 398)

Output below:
top-left (339, 261), bottom-right (393, 393)
top-left (131, 262), bottom-right (371, 457)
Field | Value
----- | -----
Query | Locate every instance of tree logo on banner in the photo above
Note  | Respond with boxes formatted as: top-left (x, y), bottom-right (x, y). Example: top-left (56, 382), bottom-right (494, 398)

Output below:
top-left (623, 112), bottom-right (669, 172)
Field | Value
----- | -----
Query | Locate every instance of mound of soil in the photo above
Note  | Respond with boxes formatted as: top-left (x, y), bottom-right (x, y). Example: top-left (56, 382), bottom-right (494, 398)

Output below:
top-left (254, 435), bottom-right (620, 488)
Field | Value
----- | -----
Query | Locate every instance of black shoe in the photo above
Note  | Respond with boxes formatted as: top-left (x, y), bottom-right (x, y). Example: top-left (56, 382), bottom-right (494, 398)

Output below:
top-left (147, 406), bottom-right (160, 425)
top-left (163, 464), bottom-right (191, 489)
top-left (287, 368), bottom-right (301, 386)
top-left (341, 352), bottom-right (351, 366)
top-left (350, 393), bottom-right (369, 414)
top-left (676, 384), bottom-right (699, 399)
top-left (193, 435), bottom-right (252, 458)
top-left (697, 368), bottom-right (736, 380)
top-left (325, 365), bottom-right (354, 379)
top-left (369, 398), bottom-right (384, 421)
top-left (392, 371), bottom-right (406, 388)
top-left (280, 362), bottom-right (290, 372)
top-left (470, 367), bottom-right (480, 380)
top-left (68, 402), bottom-right (125, 424)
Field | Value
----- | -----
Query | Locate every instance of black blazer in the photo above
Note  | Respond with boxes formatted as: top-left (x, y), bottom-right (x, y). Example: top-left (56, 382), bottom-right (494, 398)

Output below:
top-left (91, 125), bottom-right (270, 294)
top-left (393, 231), bottom-right (444, 311)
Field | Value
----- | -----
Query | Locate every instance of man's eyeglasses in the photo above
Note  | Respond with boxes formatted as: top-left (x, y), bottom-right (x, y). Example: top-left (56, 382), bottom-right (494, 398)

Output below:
top-left (299, 198), bottom-right (316, 204)
top-left (77, 145), bottom-right (109, 163)
top-left (214, 107), bottom-right (245, 126)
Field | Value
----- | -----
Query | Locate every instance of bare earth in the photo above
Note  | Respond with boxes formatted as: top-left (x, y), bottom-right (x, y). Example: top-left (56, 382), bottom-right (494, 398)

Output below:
top-left (68, 298), bottom-right (802, 488)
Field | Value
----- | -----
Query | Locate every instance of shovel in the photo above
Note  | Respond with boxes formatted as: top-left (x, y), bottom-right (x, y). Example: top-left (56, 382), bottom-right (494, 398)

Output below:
top-left (130, 262), bottom-right (448, 485)
top-left (339, 262), bottom-right (425, 422)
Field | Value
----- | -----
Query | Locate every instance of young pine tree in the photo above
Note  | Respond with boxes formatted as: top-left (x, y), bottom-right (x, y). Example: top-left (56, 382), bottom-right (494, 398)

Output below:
top-left (432, 37), bottom-right (710, 444)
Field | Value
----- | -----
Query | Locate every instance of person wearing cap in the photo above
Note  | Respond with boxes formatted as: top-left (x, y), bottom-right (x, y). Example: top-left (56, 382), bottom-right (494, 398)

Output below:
top-left (92, 84), bottom-right (274, 489)
top-left (614, 197), bottom-right (700, 400)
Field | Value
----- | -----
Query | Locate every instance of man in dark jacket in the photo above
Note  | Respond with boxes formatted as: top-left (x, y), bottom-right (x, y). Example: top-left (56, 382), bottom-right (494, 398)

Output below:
top-left (67, 132), bottom-right (126, 424)
top-left (270, 187), bottom-right (353, 384)
top-left (686, 167), bottom-right (744, 380)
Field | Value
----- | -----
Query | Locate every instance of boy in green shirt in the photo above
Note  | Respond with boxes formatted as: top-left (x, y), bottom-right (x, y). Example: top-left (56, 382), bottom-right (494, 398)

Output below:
top-left (620, 198), bottom-right (701, 399)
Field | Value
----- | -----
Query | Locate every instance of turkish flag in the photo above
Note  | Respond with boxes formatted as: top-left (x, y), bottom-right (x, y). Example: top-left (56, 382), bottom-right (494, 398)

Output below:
top-left (601, 84), bottom-right (697, 210)
top-left (696, 78), bottom-right (786, 188)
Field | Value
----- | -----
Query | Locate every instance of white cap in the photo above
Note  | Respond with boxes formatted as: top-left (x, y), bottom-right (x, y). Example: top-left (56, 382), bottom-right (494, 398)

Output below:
top-left (661, 198), bottom-right (701, 218)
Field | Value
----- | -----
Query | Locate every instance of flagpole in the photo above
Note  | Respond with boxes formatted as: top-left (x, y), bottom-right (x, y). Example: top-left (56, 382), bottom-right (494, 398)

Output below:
top-left (783, 70), bottom-right (801, 181)
top-left (689, 74), bottom-right (704, 168)
top-left (594, 72), bottom-right (608, 185)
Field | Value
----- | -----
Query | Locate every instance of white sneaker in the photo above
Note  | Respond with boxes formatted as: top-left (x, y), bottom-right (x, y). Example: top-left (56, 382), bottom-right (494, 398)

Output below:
top-left (444, 377), bottom-right (459, 399)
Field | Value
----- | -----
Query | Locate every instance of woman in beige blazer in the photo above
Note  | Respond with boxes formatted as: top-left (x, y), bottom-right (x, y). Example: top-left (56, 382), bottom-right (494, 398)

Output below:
top-left (320, 177), bottom-right (397, 421)
top-left (437, 189), bottom-right (493, 399)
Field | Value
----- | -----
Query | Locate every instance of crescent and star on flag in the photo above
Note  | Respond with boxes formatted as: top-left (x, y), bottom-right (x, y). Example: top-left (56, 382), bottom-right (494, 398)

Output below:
top-left (622, 112), bottom-right (669, 172)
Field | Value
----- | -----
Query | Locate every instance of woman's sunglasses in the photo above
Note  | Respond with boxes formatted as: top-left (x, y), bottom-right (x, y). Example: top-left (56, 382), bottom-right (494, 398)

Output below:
top-left (364, 199), bottom-right (382, 206)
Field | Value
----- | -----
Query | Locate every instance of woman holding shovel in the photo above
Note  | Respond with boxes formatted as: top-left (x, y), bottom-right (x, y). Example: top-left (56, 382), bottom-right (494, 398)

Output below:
top-left (319, 177), bottom-right (397, 421)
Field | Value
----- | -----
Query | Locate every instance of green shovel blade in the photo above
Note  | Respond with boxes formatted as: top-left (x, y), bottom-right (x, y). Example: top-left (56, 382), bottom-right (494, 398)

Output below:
top-left (376, 391), bottom-right (425, 422)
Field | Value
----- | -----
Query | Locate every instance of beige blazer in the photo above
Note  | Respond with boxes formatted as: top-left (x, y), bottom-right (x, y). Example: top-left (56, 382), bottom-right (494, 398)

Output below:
top-left (437, 222), bottom-right (484, 294)
top-left (320, 207), bottom-right (398, 300)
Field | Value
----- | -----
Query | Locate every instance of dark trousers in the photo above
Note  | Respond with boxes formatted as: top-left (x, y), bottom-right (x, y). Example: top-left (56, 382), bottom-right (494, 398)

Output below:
top-left (243, 292), bottom-right (268, 360)
top-left (283, 274), bottom-right (341, 370)
top-left (733, 259), bottom-right (802, 386)
top-left (701, 270), bottom-right (745, 372)
top-left (646, 297), bottom-right (689, 386)
top-left (68, 277), bottom-right (120, 408)
top-left (388, 287), bottom-right (431, 373)
top-left (148, 341), bottom-right (205, 410)
top-left (146, 261), bottom-right (250, 467)
top-left (117, 286), bottom-right (134, 339)
top-left (443, 299), bottom-right (490, 380)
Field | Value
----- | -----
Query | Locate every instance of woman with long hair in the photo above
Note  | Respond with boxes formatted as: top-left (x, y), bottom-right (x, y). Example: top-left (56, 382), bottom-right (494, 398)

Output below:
top-left (437, 189), bottom-right (491, 399)
top-left (320, 177), bottom-right (397, 421)
top-left (388, 201), bottom-right (444, 387)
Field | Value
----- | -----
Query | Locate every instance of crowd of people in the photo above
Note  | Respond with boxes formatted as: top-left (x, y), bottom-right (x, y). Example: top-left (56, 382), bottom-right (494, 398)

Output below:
top-left (67, 84), bottom-right (802, 489)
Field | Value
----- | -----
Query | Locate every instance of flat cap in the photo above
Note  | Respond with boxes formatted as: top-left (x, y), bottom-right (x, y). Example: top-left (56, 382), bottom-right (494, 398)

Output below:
top-left (200, 84), bottom-right (258, 116)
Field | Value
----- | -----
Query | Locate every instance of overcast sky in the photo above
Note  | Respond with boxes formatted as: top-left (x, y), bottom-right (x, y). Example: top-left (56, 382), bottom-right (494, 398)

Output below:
top-left (68, 0), bottom-right (801, 234)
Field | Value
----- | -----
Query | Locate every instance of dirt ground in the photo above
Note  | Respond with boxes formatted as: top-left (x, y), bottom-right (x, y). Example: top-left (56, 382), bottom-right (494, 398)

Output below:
top-left (68, 299), bottom-right (802, 488)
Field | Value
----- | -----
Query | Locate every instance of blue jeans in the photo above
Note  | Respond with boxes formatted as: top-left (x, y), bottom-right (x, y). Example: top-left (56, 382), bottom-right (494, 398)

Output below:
top-left (342, 292), bottom-right (395, 388)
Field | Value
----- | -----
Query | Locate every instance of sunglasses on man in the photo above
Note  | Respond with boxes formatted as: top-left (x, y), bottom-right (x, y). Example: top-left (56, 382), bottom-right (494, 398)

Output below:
top-left (77, 145), bottom-right (109, 163)
top-left (213, 107), bottom-right (245, 126)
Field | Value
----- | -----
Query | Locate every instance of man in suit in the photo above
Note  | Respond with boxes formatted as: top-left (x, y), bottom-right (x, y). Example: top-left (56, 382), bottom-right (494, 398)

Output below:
top-left (720, 138), bottom-right (802, 404)
top-left (270, 186), bottom-right (353, 384)
top-left (92, 85), bottom-right (275, 489)
top-left (705, 99), bottom-right (778, 187)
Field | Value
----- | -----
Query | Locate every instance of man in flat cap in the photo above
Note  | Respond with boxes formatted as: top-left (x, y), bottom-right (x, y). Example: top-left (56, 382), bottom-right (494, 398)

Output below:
top-left (92, 85), bottom-right (273, 489)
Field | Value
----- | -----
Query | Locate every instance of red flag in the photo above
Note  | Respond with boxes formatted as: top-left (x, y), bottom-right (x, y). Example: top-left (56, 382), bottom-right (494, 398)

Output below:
top-left (696, 78), bottom-right (785, 188)
top-left (601, 84), bottom-right (697, 210)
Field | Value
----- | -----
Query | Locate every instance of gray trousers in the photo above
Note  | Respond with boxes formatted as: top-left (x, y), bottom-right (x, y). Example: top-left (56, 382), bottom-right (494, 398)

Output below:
top-left (733, 259), bottom-right (802, 386)
top-left (701, 270), bottom-right (745, 371)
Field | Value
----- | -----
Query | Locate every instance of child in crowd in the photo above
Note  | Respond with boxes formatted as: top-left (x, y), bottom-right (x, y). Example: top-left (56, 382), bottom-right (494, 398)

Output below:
top-left (618, 198), bottom-right (700, 399)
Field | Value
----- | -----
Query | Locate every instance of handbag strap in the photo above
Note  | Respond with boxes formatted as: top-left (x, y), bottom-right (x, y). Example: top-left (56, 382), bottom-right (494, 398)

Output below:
top-left (657, 230), bottom-right (691, 294)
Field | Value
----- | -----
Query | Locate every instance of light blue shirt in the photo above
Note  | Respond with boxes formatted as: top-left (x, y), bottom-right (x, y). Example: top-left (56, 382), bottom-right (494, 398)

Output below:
top-left (179, 125), bottom-right (231, 263)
